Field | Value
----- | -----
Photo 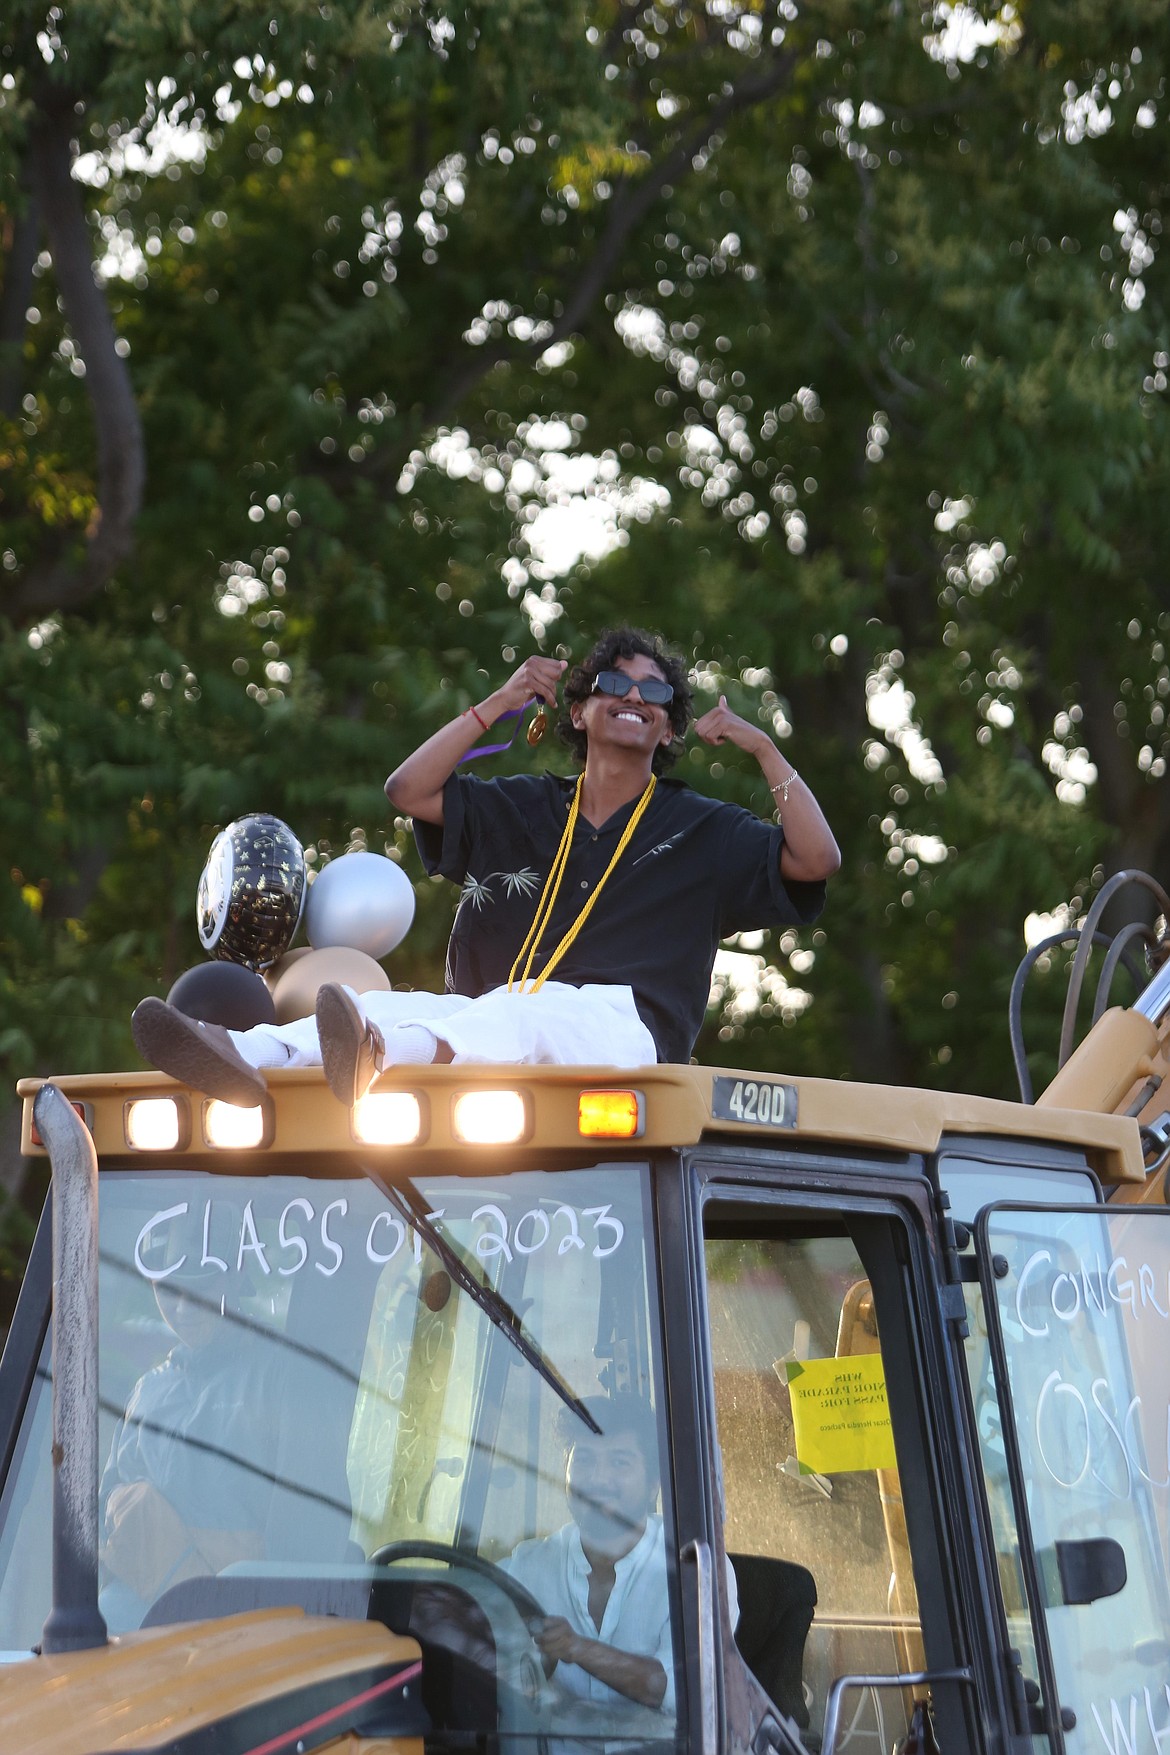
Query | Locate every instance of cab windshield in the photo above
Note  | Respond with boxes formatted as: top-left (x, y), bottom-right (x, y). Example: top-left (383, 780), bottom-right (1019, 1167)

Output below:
top-left (0, 1162), bottom-right (679, 1751)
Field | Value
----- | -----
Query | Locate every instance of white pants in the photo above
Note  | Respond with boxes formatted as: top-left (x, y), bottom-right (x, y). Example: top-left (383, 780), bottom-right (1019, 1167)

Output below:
top-left (229, 982), bottom-right (657, 1070)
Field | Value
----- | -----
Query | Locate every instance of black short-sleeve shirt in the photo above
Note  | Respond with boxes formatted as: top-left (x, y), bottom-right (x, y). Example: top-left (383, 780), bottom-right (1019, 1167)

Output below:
top-left (414, 771), bottom-right (826, 1064)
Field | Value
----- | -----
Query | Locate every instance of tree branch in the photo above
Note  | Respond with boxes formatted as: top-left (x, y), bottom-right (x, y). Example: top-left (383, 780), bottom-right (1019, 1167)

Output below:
top-left (390, 48), bottom-right (798, 459)
top-left (8, 96), bottom-right (145, 621)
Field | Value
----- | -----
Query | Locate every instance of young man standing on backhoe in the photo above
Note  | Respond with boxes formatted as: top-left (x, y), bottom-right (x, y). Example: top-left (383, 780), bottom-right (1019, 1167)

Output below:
top-left (132, 626), bottom-right (839, 1101)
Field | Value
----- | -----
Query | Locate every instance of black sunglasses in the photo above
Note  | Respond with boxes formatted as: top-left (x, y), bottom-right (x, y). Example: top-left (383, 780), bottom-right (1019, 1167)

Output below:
top-left (591, 669), bottom-right (674, 707)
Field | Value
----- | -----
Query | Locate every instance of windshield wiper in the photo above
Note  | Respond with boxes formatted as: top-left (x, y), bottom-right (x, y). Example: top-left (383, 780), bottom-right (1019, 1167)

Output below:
top-left (369, 1174), bottom-right (601, 1437)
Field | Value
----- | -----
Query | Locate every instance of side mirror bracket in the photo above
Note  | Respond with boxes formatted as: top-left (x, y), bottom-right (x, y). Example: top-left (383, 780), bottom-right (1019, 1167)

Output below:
top-left (1048, 1537), bottom-right (1128, 1606)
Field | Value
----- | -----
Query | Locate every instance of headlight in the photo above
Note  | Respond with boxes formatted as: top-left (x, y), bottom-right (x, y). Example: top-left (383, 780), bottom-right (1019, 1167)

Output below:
top-left (451, 1090), bottom-right (529, 1145)
top-left (353, 1092), bottom-right (425, 1146)
top-left (124, 1098), bottom-right (186, 1152)
top-left (203, 1100), bottom-right (269, 1150)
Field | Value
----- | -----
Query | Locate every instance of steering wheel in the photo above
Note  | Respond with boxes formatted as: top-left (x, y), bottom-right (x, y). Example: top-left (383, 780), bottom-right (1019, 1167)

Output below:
top-left (368, 1537), bottom-right (549, 1627)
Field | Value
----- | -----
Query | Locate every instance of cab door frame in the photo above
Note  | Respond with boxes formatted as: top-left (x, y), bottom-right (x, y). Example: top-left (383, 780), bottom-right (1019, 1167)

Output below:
top-left (654, 1143), bottom-right (1018, 1755)
top-left (0, 1204), bottom-right (52, 1525)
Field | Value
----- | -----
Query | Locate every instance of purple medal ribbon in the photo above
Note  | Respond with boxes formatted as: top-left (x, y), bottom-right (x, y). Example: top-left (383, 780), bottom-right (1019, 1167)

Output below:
top-left (457, 702), bottom-right (528, 762)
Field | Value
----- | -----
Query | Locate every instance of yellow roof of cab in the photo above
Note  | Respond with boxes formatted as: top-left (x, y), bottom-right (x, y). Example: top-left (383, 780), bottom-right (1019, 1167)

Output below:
top-left (18, 1062), bottom-right (1144, 1186)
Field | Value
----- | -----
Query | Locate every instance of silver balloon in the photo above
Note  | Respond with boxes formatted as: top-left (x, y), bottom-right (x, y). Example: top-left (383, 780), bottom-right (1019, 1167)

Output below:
top-left (304, 851), bottom-right (415, 959)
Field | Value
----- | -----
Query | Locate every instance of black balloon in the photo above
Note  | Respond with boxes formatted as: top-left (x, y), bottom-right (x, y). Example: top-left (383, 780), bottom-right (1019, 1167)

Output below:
top-left (168, 961), bottom-right (277, 1030)
top-left (196, 813), bottom-right (306, 972)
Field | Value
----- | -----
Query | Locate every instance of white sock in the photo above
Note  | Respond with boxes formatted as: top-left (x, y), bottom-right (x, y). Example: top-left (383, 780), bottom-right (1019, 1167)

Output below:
top-left (228, 1030), bottom-right (294, 1070)
top-left (381, 1022), bottom-right (438, 1065)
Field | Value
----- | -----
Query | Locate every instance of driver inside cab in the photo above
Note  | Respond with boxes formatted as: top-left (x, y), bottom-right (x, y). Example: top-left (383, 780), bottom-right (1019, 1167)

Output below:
top-left (502, 1395), bottom-right (673, 1711)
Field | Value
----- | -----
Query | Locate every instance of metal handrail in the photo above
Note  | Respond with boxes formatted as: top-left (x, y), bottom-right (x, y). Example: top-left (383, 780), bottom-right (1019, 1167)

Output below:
top-left (821, 1667), bottom-right (975, 1755)
top-left (35, 1084), bottom-right (108, 1653)
top-left (681, 1539), bottom-right (717, 1755)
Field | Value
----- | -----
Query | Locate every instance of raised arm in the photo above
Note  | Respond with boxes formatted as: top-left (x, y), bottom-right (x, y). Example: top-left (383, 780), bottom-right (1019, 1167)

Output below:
top-left (693, 695), bottom-right (841, 881)
top-left (384, 655), bottom-right (567, 825)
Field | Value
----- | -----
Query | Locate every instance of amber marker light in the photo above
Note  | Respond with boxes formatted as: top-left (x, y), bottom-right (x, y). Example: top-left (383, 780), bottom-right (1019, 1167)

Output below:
top-left (353, 1092), bottom-right (425, 1147)
top-left (125, 1097), bottom-right (186, 1152)
top-left (451, 1089), bottom-right (529, 1146)
top-left (203, 1100), bottom-right (269, 1151)
top-left (578, 1089), bottom-right (644, 1140)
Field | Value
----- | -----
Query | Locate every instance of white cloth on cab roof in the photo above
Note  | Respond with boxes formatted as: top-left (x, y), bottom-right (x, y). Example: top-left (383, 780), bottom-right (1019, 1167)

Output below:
top-left (227, 981), bottom-right (657, 1070)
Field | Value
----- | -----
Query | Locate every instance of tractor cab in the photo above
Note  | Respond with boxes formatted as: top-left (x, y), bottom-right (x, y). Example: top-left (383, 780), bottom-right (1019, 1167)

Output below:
top-left (1, 1049), bottom-right (1169, 1755)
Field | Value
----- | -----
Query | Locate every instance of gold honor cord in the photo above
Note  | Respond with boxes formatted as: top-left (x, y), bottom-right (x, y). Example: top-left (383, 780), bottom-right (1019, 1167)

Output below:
top-left (507, 773), bottom-right (658, 994)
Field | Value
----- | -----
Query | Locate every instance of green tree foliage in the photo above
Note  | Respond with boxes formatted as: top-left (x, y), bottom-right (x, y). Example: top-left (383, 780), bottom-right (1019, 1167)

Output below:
top-left (2, 3), bottom-right (1169, 1288)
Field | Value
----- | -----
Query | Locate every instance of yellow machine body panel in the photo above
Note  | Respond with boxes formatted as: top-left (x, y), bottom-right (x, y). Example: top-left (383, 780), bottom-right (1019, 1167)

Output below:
top-left (0, 1609), bottom-right (422, 1754)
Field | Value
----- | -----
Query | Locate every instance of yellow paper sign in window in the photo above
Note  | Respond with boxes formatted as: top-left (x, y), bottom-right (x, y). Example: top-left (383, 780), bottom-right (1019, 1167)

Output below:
top-left (784, 1355), bottom-right (896, 1475)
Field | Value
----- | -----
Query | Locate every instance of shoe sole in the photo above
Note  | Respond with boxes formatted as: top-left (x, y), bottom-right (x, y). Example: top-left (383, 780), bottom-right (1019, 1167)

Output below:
top-left (316, 984), bottom-right (366, 1105)
top-left (131, 999), bottom-right (267, 1108)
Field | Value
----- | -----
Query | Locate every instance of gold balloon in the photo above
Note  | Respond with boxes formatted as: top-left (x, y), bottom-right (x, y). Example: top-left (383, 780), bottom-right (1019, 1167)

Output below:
top-left (264, 945), bottom-right (312, 992)
top-left (268, 946), bottom-right (391, 1024)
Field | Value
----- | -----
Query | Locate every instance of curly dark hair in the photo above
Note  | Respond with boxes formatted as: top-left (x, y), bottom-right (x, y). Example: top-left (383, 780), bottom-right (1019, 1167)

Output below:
top-left (555, 626), bottom-right (694, 774)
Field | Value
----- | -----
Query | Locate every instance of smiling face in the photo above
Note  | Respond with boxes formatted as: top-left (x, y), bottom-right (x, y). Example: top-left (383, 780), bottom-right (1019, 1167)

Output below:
top-left (565, 1426), bottom-right (658, 1559)
top-left (570, 654), bottom-right (674, 763)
